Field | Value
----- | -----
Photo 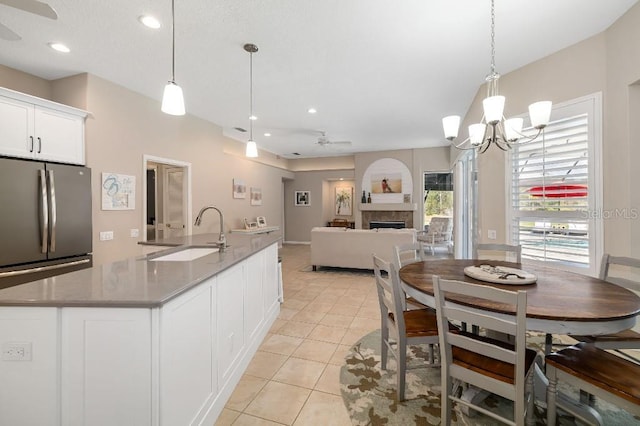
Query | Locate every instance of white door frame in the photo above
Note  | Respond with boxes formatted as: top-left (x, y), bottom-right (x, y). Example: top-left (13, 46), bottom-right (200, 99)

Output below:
top-left (142, 155), bottom-right (192, 241)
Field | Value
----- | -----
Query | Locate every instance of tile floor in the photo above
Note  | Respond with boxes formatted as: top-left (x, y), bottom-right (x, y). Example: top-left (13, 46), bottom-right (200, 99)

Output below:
top-left (215, 243), bottom-right (381, 426)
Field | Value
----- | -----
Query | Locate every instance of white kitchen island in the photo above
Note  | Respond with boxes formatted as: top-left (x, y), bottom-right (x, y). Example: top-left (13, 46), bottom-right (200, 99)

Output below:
top-left (0, 233), bottom-right (281, 426)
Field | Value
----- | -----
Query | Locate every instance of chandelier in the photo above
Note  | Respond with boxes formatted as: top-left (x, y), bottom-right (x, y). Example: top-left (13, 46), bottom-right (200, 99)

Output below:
top-left (443, 0), bottom-right (552, 153)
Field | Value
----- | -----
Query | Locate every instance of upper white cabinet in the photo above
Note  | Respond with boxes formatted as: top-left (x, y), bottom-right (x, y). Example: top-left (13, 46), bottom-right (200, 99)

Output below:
top-left (0, 87), bottom-right (88, 165)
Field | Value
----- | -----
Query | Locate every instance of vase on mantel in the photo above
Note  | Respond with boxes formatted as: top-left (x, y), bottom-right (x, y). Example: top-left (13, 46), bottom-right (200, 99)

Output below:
top-left (361, 190), bottom-right (366, 204)
top-left (367, 192), bottom-right (371, 203)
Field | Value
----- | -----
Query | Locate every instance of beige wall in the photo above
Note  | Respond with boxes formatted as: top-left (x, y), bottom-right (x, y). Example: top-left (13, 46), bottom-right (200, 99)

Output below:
top-left (0, 64), bottom-right (52, 99)
top-left (283, 146), bottom-right (451, 242)
top-left (459, 33), bottom-right (608, 245)
top-left (1, 68), bottom-right (293, 266)
top-left (603, 4), bottom-right (640, 257)
top-left (284, 169), bottom-right (354, 242)
top-left (459, 2), bottom-right (640, 258)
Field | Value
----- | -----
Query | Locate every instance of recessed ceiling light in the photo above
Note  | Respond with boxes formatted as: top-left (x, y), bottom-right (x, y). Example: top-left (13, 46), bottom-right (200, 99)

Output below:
top-left (139, 15), bottom-right (161, 29)
top-left (48, 43), bottom-right (70, 53)
top-left (249, 115), bottom-right (257, 121)
top-left (264, 132), bottom-right (271, 137)
top-left (307, 108), bottom-right (317, 114)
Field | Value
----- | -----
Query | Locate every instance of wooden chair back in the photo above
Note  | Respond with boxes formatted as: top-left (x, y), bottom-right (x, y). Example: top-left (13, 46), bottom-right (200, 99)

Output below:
top-left (393, 242), bottom-right (426, 269)
top-left (373, 254), bottom-right (407, 338)
top-left (475, 243), bottom-right (522, 263)
top-left (600, 253), bottom-right (640, 293)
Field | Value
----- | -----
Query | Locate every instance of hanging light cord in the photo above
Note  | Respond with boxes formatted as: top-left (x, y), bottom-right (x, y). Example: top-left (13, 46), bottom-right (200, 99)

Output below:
top-left (489, 0), bottom-right (496, 77)
top-left (249, 50), bottom-right (254, 141)
top-left (170, 0), bottom-right (176, 83)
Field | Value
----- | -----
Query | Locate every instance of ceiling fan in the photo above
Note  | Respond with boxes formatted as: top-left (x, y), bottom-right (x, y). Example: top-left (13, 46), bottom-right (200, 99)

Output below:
top-left (0, 0), bottom-right (57, 41)
top-left (316, 131), bottom-right (351, 147)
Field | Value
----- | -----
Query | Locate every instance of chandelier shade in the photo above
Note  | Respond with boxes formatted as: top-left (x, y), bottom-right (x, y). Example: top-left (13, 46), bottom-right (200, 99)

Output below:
top-left (444, 0), bottom-right (552, 153)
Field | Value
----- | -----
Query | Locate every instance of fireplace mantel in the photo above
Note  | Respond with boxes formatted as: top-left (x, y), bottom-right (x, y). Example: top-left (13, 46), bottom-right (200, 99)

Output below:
top-left (359, 203), bottom-right (417, 211)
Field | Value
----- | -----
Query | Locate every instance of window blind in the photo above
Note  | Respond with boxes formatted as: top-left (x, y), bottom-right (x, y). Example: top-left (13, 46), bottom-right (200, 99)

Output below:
top-left (510, 114), bottom-right (590, 267)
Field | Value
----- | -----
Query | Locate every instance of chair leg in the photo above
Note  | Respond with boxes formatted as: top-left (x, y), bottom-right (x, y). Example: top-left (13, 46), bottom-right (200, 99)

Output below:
top-left (441, 369), bottom-right (452, 426)
top-left (380, 322), bottom-right (388, 370)
top-left (526, 370), bottom-right (535, 426)
top-left (546, 368), bottom-right (558, 426)
top-left (397, 334), bottom-right (406, 401)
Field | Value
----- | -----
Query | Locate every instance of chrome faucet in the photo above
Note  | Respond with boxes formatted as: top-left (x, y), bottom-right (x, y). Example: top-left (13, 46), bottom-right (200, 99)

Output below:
top-left (194, 206), bottom-right (227, 250)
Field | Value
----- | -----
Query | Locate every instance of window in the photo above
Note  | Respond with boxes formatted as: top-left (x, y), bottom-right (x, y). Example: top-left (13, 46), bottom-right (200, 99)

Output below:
top-left (508, 94), bottom-right (602, 276)
top-left (423, 172), bottom-right (453, 229)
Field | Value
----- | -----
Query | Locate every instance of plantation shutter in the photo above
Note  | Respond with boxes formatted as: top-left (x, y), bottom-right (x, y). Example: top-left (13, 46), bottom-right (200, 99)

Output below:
top-left (510, 114), bottom-right (590, 267)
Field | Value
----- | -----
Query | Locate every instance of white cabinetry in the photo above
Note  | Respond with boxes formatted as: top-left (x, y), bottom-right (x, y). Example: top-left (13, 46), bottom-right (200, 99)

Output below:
top-left (0, 242), bottom-right (280, 426)
top-left (61, 308), bottom-right (152, 426)
top-left (217, 262), bottom-right (246, 387)
top-left (0, 88), bottom-right (87, 165)
top-left (160, 278), bottom-right (217, 426)
top-left (245, 250), bottom-right (265, 343)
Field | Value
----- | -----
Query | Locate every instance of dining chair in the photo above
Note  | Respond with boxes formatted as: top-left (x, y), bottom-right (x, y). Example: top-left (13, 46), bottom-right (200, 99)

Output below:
top-left (432, 275), bottom-right (537, 425)
top-left (546, 342), bottom-right (640, 424)
top-left (393, 242), bottom-right (429, 310)
top-left (573, 254), bottom-right (640, 363)
top-left (474, 243), bottom-right (522, 263)
top-left (372, 254), bottom-right (440, 401)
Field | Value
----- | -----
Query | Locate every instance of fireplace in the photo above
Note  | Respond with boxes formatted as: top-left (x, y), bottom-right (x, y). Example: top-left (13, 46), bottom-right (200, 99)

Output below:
top-left (370, 221), bottom-right (406, 229)
top-left (362, 210), bottom-right (413, 229)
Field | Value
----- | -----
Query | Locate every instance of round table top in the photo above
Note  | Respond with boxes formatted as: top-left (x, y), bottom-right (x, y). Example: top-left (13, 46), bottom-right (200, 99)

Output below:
top-left (399, 259), bottom-right (640, 323)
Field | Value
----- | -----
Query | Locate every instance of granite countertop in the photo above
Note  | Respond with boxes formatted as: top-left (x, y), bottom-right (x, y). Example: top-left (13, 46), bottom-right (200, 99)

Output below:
top-left (0, 233), bottom-right (281, 308)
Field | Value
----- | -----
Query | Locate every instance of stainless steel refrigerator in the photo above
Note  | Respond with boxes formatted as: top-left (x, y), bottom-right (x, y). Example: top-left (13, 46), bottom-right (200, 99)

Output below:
top-left (0, 157), bottom-right (92, 289)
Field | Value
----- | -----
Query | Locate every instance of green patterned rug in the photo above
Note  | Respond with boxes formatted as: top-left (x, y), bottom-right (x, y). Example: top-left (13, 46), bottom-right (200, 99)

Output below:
top-left (340, 330), bottom-right (640, 425)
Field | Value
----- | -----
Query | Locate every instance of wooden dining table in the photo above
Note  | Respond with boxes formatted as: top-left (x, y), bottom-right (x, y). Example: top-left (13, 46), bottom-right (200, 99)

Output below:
top-left (399, 259), bottom-right (640, 425)
top-left (399, 259), bottom-right (640, 338)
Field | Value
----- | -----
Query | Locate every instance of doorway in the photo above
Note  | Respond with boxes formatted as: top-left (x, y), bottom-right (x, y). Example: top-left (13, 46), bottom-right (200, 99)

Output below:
top-left (143, 155), bottom-right (192, 241)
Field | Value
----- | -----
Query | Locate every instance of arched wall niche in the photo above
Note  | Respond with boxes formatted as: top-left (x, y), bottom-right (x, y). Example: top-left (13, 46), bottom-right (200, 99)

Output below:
top-left (361, 158), bottom-right (413, 203)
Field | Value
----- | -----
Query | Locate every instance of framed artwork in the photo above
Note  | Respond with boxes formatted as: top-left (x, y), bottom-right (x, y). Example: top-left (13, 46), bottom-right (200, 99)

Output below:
top-left (257, 216), bottom-right (267, 227)
top-left (335, 186), bottom-right (353, 216)
top-left (371, 173), bottom-right (402, 194)
top-left (233, 178), bottom-right (246, 199)
top-left (295, 190), bottom-right (310, 206)
top-left (250, 187), bottom-right (262, 206)
top-left (101, 172), bottom-right (135, 210)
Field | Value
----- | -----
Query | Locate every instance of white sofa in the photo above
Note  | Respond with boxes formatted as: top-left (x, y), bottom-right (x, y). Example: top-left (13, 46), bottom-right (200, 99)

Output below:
top-left (311, 227), bottom-right (417, 270)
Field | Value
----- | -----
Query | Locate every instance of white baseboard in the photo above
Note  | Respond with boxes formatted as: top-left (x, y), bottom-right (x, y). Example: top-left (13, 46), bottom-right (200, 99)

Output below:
top-left (283, 241), bottom-right (311, 245)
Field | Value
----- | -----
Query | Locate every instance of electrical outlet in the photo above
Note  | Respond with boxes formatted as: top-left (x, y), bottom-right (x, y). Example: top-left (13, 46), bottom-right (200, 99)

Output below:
top-left (2, 342), bottom-right (32, 361)
top-left (100, 231), bottom-right (114, 241)
top-left (130, 228), bottom-right (140, 238)
top-left (488, 229), bottom-right (497, 240)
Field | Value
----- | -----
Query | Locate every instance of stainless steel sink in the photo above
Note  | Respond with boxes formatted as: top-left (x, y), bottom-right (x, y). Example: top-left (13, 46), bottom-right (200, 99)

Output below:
top-left (149, 247), bottom-right (219, 262)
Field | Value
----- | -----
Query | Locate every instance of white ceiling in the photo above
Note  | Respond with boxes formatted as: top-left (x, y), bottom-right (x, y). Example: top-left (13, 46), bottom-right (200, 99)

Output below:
top-left (0, 0), bottom-right (637, 158)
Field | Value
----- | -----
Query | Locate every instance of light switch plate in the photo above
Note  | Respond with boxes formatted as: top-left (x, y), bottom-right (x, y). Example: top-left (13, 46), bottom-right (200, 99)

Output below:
top-left (488, 229), bottom-right (497, 240)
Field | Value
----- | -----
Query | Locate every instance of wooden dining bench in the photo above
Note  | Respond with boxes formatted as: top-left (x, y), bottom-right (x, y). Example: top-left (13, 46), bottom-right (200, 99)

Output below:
top-left (546, 342), bottom-right (640, 424)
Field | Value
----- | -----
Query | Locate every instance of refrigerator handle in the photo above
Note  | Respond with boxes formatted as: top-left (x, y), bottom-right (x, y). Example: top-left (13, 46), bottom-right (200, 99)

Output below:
top-left (40, 169), bottom-right (49, 254)
top-left (48, 169), bottom-right (57, 252)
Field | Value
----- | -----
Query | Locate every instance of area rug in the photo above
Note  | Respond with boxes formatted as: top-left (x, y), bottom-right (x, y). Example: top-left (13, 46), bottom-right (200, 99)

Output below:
top-left (340, 330), bottom-right (640, 425)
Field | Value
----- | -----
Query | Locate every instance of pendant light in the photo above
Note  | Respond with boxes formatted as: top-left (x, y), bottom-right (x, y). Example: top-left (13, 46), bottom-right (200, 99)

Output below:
top-left (245, 43), bottom-right (259, 157)
top-left (161, 0), bottom-right (185, 115)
